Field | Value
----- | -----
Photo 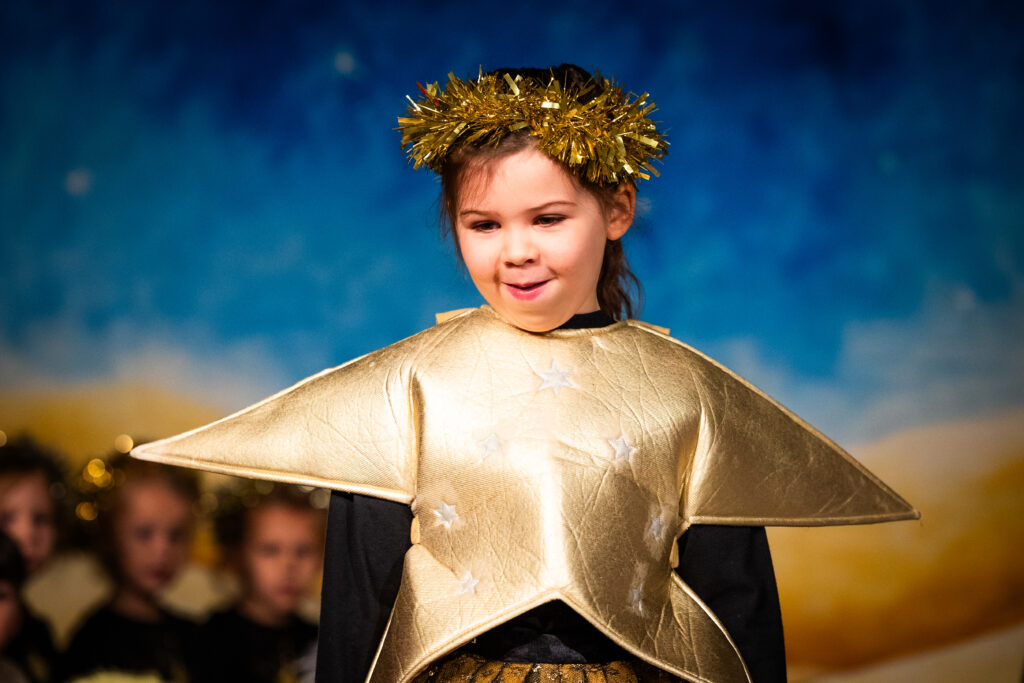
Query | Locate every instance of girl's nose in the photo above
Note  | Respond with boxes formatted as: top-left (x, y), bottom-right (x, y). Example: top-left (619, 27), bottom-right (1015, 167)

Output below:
top-left (153, 533), bottom-right (177, 559)
top-left (151, 537), bottom-right (168, 557)
top-left (502, 225), bottom-right (538, 266)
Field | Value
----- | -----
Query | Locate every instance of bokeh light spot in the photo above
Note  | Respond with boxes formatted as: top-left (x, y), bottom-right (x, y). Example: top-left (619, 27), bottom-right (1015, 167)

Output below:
top-left (310, 488), bottom-right (330, 509)
top-left (113, 433), bottom-right (134, 453)
top-left (199, 491), bottom-right (218, 514)
top-left (85, 458), bottom-right (107, 480)
top-left (76, 502), bottom-right (98, 521)
top-left (65, 167), bottom-right (94, 196)
top-left (334, 51), bottom-right (356, 75)
top-left (953, 288), bottom-right (977, 312)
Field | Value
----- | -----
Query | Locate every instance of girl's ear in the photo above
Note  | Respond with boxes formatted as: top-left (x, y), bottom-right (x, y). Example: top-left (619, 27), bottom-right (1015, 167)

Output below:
top-left (605, 183), bottom-right (636, 241)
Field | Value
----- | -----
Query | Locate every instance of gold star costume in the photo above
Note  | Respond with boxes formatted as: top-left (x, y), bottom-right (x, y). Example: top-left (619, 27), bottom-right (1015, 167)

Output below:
top-left (133, 307), bottom-right (917, 683)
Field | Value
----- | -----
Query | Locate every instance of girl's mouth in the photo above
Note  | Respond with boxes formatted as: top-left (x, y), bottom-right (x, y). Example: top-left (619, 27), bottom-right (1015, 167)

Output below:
top-left (151, 568), bottom-right (174, 582)
top-left (505, 280), bottom-right (549, 301)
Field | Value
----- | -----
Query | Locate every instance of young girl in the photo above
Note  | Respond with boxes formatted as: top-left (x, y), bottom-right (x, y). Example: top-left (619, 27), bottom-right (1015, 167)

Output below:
top-left (0, 436), bottom-right (67, 682)
top-left (60, 454), bottom-right (200, 682)
top-left (133, 64), bottom-right (917, 682)
top-left (195, 483), bottom-right (324, 683)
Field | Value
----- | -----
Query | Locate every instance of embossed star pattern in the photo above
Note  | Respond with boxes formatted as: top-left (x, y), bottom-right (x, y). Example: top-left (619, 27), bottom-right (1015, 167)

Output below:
top-left (537, 360), bottom-right (574, 395)
top-left (649, 514), bottom-right (666, 540)
top-left (630, 585), bottom-right (644, 613)
top-left (435, 501), bottom-right (459, 528)
top-left (457, 572), bottom-right (479, 595)
top-left (609, 434), bottom-right (634, 463)
top-left (478, 433), bottom-right (502, 460)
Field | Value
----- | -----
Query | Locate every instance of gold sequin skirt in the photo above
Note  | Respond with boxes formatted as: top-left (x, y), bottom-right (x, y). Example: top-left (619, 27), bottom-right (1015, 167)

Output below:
top-left (412, 653), bottom-right (683, 682)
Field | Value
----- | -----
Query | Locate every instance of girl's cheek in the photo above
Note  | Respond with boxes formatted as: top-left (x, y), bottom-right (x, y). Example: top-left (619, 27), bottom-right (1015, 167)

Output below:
top-left (36, 521), bottom-right (57, 548)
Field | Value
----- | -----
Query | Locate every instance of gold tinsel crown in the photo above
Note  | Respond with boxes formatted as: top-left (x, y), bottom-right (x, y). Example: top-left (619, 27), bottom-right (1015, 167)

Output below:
top-left (398, 68), bottom-right (667, 186)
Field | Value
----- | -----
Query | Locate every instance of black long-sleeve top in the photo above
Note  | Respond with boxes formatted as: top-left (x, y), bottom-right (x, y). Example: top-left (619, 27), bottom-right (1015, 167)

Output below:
top-left (315, 312), bottom-right (786, 682)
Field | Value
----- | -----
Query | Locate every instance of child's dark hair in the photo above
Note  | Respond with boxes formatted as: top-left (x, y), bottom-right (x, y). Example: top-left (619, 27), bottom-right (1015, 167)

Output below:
top-left (212, 481), bottom-right (327, 557)
top-left (0, 434), bottom-right (72, 544)
top-left (0, 531), bottom-right (26, 590)
top-left (81, 452), bottom-right (200, 581)
top-left (438, 63), bottom-right (642, 321)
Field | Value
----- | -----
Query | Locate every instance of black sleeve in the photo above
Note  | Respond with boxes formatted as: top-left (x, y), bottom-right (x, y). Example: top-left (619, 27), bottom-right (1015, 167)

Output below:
top-left (315, 491), bottom-right (412, 683)
top-left (676, 525), bottom-right (787, 683)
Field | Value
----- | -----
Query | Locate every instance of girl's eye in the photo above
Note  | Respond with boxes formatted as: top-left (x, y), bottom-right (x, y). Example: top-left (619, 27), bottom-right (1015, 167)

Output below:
top-left (258, 543), bottom-right (281, 557)
top-left (535, 214), bottom-right (565, 226)
top-left (469, 221), bottom-right (499, 233)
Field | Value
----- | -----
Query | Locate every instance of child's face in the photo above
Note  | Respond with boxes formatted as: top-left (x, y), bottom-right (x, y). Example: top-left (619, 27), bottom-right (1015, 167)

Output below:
top-left (114, 479), bottom-right (192, 597)
top-left (455, 146), bottom-right (633, 332)
top-left (0, 580), bottom-right (22, 649)
top-left (0, 472), bottom-right (57, 575)
top-left (241, 503), bottom-right (321, 621)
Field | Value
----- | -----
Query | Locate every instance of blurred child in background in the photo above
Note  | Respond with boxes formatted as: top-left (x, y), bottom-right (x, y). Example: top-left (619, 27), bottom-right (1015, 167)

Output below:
top-left (195, 482), bottom-right (325, 683)
top-left (0, 436), bottom-right (68, 681)
top-left (60, 454), bottom-right (200, 682)
top-left (0, 531), bottom-right (32, 683)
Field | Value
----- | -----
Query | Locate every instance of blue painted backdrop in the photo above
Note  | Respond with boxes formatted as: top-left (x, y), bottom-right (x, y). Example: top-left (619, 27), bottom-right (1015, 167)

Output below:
top-left (2, 0), bottom-right (1022, 446)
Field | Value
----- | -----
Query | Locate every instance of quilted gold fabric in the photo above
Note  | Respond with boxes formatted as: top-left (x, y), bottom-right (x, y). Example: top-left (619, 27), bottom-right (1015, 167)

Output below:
top-left (133, 307), bottom-right (917, 682)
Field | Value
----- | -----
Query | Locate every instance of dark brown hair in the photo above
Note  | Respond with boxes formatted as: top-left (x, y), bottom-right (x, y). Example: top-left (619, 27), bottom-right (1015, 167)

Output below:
top-left (438, 65), bottom-right (642, 321)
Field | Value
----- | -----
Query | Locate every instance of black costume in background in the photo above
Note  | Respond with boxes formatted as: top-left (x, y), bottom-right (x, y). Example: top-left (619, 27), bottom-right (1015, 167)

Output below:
top-left (315, 312), bottom-right (786, 683)
top-left (3, 608), bottom-right (57, 682)
top-left (194, 607), bottom-right (318, 683)
top-left (58, 603), bottom-right (198, 682)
